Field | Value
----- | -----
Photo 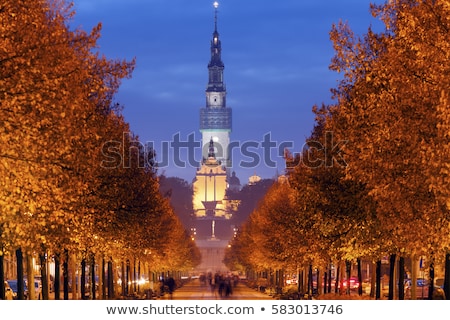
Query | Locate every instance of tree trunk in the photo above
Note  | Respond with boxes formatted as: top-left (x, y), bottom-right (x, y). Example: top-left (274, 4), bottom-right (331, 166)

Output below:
top-left (40, 253), bottom-right (49, 300)
top-left (71, 253), bottom-right (77, 300)
top-left (327, 263), bottom-right (332, 294)
top-left (323, 266), bottom-right (328, 294)
top-left (63, 249), bottom-right (69, 300)
top-left (108, 259), bottom-right (114, 299)
top-left (388, 254), bottom-right (396, 300)
top-left (91, 255), bottom-right (96, 300)
top-left (16, 248), bottom-right (24, 300)
top-left (357, 259), bottom-right (363, 296)
top-left (121, 261), bottom-right (126, 297)
top-left (315, 268), bottom-right (320, 295)
top-left (393, 255), bottom-right (398, 299)
top-left (54, 253), bottom-right (60, 300)
top-left (274, 269), bottom-right (280, 293)
top-left (411, 255), bottom-right (418, 300)
top-left (345, 260), bottom-right (351, 295)
top-left (81, 258), bottom-right (86, 299)
top-left (375, 260), bottom-right (381, 300)
top-left (307, 264), bottom-right (313, 296)
top-left (0, 254), bottom-right (5, 300)
top-left (398, 256), bottom-right (405, 300)
top-left (133, 259), bottom-right (137, 293)
top-left (444, 253), bottom-right (450, 300)
top-left (126, 259), bottom-right (130, 296)
top-left (370, 261), bottom-right (376, 298)
top-left (137, 260), bottom-right (141, 294)
top-left (429, 261), bottom-right (435, 300)
top-left (26, 253), bottom-right (35, 300)
top-left (297, 269), bottom-right (303, 295)
top-left (340, 261), bottom-right (346, 295)
top-left (102, 258), bottom-right (106, 299)
top-left (335, 262), bottom-right (340, 294)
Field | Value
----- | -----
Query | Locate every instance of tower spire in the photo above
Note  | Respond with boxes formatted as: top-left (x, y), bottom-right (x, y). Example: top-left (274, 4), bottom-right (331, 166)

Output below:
top-left (199, 1), bottom-right (231, 166)
top-left (208, 1), bottom-right (223, 79)
top-left (214, 1), bottom-right (219, 32)
top-left (208, 137), bottom-right (216, 159)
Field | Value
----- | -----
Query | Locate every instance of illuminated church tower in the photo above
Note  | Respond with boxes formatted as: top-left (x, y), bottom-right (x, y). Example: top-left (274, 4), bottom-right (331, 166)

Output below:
top-left (199, 1), bottom-right (232, 167)
top-left (192, 2), bottom-right (236, 256)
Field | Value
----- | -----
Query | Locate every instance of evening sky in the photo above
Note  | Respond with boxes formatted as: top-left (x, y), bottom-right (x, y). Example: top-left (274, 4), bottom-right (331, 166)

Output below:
top-left (71, 0), bottom-right (384, 183)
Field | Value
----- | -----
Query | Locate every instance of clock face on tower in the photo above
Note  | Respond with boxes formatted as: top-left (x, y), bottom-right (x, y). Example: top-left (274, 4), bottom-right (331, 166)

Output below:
top-left (208, 94), bottom-right (221, 107)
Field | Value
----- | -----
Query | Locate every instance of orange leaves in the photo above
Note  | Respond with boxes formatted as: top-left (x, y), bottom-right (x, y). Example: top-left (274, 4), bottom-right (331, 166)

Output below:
top-left (329, 0), bottom-right (450, 259)
top-left (228, 1), bottom-right (450, 272)
top-left (0, 0), bottom-right (137, 255)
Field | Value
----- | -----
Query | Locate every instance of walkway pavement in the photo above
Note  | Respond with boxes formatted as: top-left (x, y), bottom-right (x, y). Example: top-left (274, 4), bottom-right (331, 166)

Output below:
top-left (169, 278), bottom-right (275, 300)
top-left (41, 278), bottom-right (275, 300)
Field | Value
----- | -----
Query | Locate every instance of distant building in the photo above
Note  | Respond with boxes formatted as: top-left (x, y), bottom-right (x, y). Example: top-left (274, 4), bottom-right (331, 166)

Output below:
top-left (248, 173), bottom-right (262, 186)
top-left (228, 171), bottom-right (241, 192)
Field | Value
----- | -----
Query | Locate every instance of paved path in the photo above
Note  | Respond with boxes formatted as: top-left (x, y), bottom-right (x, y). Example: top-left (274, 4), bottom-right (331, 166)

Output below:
top-left (168, 279), bottom-right (275, 300)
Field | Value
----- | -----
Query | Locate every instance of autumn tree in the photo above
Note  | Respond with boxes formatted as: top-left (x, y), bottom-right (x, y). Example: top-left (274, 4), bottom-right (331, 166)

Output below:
top-left (0, 0), bottom-right (202, 301)
top-left (227, 0), bottom-right (449, 301)
top-left (0, 0), bottom-right (138, 299)
top-left (329, 0), bottom-right (450, 299)
top-left (224, 213), bottom-right (271, 284)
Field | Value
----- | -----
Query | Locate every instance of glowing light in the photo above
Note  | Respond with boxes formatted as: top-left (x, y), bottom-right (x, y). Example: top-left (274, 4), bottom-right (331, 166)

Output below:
top-left (213, 1), bottom-right (219, 9)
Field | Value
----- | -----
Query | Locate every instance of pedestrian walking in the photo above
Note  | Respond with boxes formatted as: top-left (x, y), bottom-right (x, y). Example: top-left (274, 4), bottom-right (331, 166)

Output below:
top-left (166, 277), bottom-right (176, 299)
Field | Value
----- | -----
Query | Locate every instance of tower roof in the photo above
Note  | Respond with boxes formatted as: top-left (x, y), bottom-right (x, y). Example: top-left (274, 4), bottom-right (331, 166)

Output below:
top-left (208, 137), bottom-right (216, 159)
top-left (203, 137), bottom-right (222, 167)
top-left (208, 1), bottom-right (224, 76)
top-left (229, 171), bottom-right (241, 186)
top-left (249, 173), bottom-right (262, 185)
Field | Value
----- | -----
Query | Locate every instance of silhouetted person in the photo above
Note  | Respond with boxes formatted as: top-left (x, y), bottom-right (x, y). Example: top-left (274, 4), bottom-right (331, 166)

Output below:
top-left (166, 277), bottom-right (176, 299)
top-left (225, 276), bottom-right (232, 297)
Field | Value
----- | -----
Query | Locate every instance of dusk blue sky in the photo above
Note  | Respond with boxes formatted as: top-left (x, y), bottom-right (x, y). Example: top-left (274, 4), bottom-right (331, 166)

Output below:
top-left (71, 0), bottom-right (384, 183)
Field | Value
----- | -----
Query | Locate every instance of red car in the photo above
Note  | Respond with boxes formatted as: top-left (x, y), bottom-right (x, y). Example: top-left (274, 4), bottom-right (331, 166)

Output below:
top-left (342, 277), bottom-right (360, 290)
